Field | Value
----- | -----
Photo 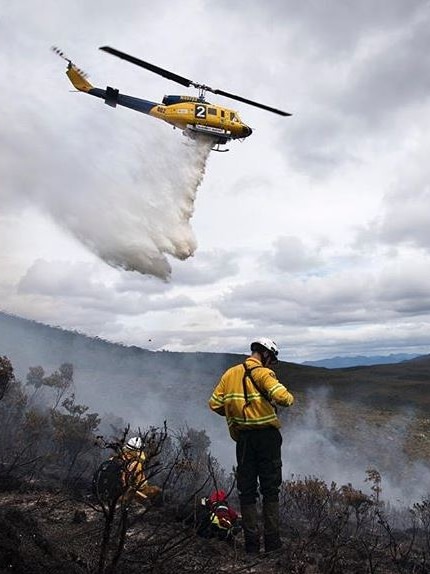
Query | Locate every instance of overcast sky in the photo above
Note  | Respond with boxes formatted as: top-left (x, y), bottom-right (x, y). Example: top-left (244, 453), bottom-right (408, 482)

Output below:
top-left (1, 0), bottom-right (430, 362)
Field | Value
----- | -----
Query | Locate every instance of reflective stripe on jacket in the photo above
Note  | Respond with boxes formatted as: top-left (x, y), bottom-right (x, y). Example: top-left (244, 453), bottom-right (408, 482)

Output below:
top-left (119, 450), bottom-right (147, 490)
top-left (208, 357), bottom-right (294, 440)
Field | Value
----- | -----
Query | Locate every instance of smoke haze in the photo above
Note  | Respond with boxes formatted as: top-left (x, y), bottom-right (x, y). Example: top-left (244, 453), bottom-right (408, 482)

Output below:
top-left (280, 391), bottom-right (430, 507)
top-left (3, 312), bottom-right (430, 508)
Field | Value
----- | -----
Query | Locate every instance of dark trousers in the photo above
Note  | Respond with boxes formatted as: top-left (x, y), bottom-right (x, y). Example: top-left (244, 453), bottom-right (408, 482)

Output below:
top-left (236, 427), bottom-right (282, 505)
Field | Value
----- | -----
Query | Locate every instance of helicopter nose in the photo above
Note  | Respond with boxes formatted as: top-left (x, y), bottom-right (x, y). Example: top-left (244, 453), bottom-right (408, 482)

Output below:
top-left (242, 126), bottom-right (253, 137)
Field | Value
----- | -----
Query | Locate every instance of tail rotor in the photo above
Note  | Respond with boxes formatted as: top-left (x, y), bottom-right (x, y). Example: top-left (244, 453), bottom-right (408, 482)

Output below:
top-left (51, 46), bottom-right (89, 78)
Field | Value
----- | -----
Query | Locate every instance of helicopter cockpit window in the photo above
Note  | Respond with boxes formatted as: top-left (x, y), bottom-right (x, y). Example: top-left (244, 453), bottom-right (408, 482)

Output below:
top-left (208, 107), bottom-right (217, 116)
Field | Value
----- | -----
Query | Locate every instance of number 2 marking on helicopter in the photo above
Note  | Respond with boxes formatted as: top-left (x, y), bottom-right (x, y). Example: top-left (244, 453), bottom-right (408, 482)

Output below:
top-left (195, 105), bottom-right (207, 119)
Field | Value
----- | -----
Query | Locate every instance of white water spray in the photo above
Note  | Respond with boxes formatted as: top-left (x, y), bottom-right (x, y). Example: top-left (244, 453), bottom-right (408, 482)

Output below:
top-left (1, 75), bottom-right (213, 280)
top-left (49, 135), bottom-right (214, 280)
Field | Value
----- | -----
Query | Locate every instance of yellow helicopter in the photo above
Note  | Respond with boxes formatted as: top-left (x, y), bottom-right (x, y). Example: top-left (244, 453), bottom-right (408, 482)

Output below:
top-left (53, 46), bottom-right (291, 152)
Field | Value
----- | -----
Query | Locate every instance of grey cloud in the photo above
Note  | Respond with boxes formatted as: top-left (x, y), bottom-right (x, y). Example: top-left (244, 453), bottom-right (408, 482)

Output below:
top-left (21, 307), bottom-right (121, 335)
top-left (216, 0), bottom-right (425, 54)
top-left (273, 3), bottom-right (430, 175)
top-left (263, 236), bottom-right (323, 273)
top-left (378, 188), bottom-right (430, 249)
top-left (79, 293), bottom-right (197, 316)
top-left (229, 175), bottom-right (275, 197)
top-left (17, 260), bottom-right (102, 298)
top-left (378, 270), bottom-right (430, 303)
top-left (336, 10), bottom-right (430, 123)
top-left (283, 115), bottom-right (356, 176)
top-left (216, 262), bottom-right (430, 327)
top-left (356, 184), bottom-right (430, 251)
top-left (170, 250), bottom-right (239, 286)
top-left (375, 273), bottom-right (430, 316)
top-left (290, 0), bottom-right (426, 55)
top-left (116, 273), bottom-right (172, 295)
top-left (17, 259), bottom-right (196, 315)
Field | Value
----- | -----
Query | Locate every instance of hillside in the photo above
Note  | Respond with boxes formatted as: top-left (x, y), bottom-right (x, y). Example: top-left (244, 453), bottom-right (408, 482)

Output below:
top-left (1, 311), bottom-right (429, 410)
top-left (1, 311), bottom-right (430, 495)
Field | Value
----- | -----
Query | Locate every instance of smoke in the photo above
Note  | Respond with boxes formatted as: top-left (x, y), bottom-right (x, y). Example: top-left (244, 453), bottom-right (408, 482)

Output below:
top-left (186, 385), bottom-right (430, 507)
top-left (281, 388), bottom-right (430, 507)
top-left (3, 313), bottom-right (429, 507)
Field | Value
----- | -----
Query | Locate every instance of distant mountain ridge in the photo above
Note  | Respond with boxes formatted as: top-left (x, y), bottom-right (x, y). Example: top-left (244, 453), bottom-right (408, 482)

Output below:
top-left (302, 354), bottom-right (422, 369)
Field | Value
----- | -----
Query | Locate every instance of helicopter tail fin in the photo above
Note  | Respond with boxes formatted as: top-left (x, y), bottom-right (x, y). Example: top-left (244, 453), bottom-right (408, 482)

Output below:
top-left (66, 62), bottom-right (94, 92)
top-left (52, 47), bottom-right (94, 92)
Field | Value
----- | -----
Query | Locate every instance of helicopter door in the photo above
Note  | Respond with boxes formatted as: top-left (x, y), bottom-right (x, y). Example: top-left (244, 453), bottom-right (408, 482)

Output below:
top-left (194, 103), bottom-right (207, 120)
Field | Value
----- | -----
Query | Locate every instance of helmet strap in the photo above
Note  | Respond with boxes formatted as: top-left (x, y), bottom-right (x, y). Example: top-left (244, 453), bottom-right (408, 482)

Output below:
top-left (251, 344), bottom-right (276, 367)
top-left (261, 350), bottom-right (271, 367)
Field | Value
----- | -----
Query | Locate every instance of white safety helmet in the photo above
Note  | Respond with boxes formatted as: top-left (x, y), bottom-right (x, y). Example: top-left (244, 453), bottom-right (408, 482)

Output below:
top-left (126, 436), bottom-right (143, 451)
top-left (250, 338), bottom-right (279, 364)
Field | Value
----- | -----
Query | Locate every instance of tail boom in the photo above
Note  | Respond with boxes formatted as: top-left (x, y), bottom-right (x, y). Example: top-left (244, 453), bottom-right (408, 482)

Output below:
top-left (66, 63), bottom-right (159, 115)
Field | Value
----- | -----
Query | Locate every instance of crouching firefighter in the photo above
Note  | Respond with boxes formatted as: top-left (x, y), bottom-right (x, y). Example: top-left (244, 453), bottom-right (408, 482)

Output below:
top-left (208, 338), bottom-right (294, 554)
top-left (93, 436), bottom-right (162, 507)
top-left (197, 489), bottom-right (241, 541)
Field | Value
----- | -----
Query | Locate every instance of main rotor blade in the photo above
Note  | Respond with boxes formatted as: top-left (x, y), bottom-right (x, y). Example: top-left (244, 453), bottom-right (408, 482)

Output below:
top-left (213, 88), bottom-right (291, 116)
top-left (100, 46), bottom-right (291, 116)
top-left (99, 46), bottom-right (192, 88)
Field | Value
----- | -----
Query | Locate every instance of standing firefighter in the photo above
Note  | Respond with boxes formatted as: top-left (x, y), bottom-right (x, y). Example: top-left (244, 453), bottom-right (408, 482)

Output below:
top-left (208, 338), bottom-right (294, 554)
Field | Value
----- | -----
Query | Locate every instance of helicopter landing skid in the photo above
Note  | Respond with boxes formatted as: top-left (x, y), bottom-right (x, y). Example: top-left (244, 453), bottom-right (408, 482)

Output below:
top-left (212, 143), bottom-right (229, 152)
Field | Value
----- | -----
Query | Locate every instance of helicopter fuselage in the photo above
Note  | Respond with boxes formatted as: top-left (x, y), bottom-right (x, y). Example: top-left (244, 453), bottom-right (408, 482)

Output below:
top-left (66, 64), bottom-right (252, 146)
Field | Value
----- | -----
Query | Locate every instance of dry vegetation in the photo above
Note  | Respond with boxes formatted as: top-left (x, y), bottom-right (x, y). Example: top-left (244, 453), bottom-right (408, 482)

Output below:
top-left (1, 355), bottom-right (430, 574)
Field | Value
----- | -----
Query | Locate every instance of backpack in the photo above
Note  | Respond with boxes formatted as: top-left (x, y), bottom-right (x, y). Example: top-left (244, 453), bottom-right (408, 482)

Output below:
top-left (92, 458), bottom-right (126, 503)
top-left (196, 497), bottom-right (240, 540)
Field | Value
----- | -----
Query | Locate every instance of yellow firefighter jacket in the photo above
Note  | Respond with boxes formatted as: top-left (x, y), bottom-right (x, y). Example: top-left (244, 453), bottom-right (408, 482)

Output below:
top-left (120, 449), bottom-right (147, 490)
top-left (208, 356), bottom-right (294, 441)
top-left (119, 449), bottom-right (161, 503)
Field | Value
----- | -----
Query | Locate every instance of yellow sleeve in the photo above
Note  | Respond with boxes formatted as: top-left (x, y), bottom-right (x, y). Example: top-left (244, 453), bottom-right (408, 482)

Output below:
top-left (208, 377), bottom-right (226, 416)
top-left (259, 369), bottom-right (294, 407)
top-left (126, 460), bottom-right (145, 487)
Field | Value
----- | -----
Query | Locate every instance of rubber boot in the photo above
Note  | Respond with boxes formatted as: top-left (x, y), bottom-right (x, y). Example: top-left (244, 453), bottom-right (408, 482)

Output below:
top-left (263, 500), bottom-right (282, 553)
top-left (240, 504), bottom-right (260, 555)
